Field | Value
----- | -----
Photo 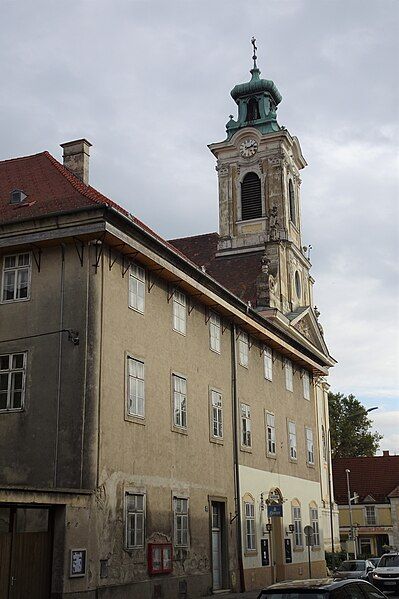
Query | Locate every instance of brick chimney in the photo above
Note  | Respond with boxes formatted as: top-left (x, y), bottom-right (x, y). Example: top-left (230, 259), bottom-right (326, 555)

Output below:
top-left (60, 139), bottom-right (92, 185)
top-left (383, 450), bottom-right (390, 456)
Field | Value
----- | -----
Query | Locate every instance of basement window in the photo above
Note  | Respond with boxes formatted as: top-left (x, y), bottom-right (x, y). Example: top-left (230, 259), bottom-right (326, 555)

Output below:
top-left (10, 190), bottom-right (27, 205)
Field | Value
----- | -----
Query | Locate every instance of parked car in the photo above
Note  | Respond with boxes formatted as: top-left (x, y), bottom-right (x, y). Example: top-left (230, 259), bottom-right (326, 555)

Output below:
top-left (370, 552), bottom-right (399, 594)
top-left (257, 578), bottom-right (388, 598)
top-left (333, 559), bottom-right (375, 581)
top-left (369, 558), bottom-right (380, 567)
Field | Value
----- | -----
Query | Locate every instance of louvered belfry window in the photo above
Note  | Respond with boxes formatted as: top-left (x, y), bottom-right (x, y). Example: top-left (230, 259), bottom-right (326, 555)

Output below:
top-left (241, 172), bottom-right (262, 221)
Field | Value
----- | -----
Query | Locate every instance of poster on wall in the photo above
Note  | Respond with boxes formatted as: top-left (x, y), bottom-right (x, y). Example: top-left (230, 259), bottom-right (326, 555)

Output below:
top-left (284, 538), bottom-right (292, 564)
top-left (261, 538), bottom-right (270, 566)
top-left (70, 549), bottom-right (87, 577)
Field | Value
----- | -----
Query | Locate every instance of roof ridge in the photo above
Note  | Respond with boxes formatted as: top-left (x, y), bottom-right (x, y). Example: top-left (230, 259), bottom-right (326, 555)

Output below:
top-left (0, 151), bottom-right (47, 165)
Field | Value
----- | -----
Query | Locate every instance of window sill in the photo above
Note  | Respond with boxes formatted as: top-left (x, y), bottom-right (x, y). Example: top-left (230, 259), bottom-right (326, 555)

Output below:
top-left (171, 426), bottom-right (188, 436)
top-left (125, 414), bottom-right (146, 425)
top-left (289, 457), bottom-right (298, 464)
top-left (244, 549), bottom-right (258, 557)
top-left (172, 328), bottom-right (186, 337)
top-left (128, 305), bottom-right (145, 315)
top-left (307, 462), bottom-right (315, 469)
top-left (239, 362), bottom-right (249, 369)
top-left (293, 546), bottom-right (304, 552)
top-left (266, 452), bottom-right (277, 460)
top-left (0, 407), bottom-right (24, 414)
top-left (209, 347), bottom-right (221, 355)
top-left (240, 445), bottom-right (252, 453)
top-left (0, 296), bottom-right (31, 304)
top-left (210, 436), bottom-right (224, 446)
top-left (264, 376), bottom-right (273, 382)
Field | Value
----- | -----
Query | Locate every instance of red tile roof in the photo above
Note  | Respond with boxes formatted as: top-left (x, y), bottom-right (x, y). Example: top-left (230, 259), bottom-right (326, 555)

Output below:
top-left (332, 456), bottom-right (399, 504)
top-left (0, 151), bottom-right (131, 224)
top-left (169, 233), bottom-right (264, 304)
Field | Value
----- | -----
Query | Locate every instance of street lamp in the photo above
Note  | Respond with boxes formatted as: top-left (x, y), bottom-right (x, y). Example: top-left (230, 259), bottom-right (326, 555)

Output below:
top-left (345, 469), bottom-right (357, 559)
top-left (327, 405), bottom-right (378, 568)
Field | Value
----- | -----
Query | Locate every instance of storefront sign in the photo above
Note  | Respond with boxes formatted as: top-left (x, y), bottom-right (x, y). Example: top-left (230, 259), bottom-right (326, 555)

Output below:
top-left (284, 538), bottom-right (292, 563)
top-left (261, 538), bottom-right (270, 566)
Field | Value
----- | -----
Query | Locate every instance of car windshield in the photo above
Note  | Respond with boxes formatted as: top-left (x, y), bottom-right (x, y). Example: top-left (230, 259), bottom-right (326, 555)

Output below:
top-left (338, 561), bottom-right (366, 572)
top-left (379, 555), bottom-right (399, 567)
top-left (260, 594), bottom-right (326, 599)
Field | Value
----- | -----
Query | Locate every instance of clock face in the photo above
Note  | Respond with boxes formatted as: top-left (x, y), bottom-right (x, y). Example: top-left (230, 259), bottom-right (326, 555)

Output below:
top-left (239, 138), bottom-right (258, 158)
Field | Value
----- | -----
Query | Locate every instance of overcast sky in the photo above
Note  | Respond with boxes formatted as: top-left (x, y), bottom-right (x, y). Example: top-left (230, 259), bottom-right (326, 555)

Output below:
top-left (1, 0), bottom-right (398, 453)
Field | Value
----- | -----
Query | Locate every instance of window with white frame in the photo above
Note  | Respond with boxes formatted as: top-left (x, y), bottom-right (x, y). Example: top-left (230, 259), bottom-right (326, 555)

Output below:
top-left (172, 290), bottom-right (186, 335)
top-left (292, 504), bottom-right (303, 547)
top-left (303, 370), bottom-right (310, 400)
top-left (305, 427), bottom-right (314, 465)
top-left (211, 390), bottom-right (223, 439)
top-left (172, 374), bottom-right (187, 429)
top-left (0, 353), bottom-right (26, 411)
top-left (244, 501), bottom-right (256, 551)
top-left (209, 312), bottom-right (221, 353)
top-left (125, 492), bottom-right (145, 548)
top-left (241, 403), bottom-right (251, 448)
top-left (129, 264), bottom-right (145, 313)
top-left (2, 253), bottom-right (31, 302)
top-left (285, 359), bottom-right (293, 392)
top-left (127, 357), bottom-right (145, 418)
top-left (288, 421), bottom-right (297, 460)
top-left (238, 331), bottom-right (249, 368)
top-left (263, 346), bottom-right (273, 381)
top-left (266, 412), bottom-right (276, 456)
top-left (174, 497), bottom-right (189, 547)
top-left (365, 506), bottom-right (376, 525)
top-left (310, 505), bottom-right (320, 546)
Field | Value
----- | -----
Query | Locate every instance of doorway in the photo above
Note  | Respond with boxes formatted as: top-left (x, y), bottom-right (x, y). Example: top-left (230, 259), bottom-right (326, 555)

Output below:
top-left (0, 506), bottom-right (53, 599)
top-left (211, 502), bottom-right (226, 591)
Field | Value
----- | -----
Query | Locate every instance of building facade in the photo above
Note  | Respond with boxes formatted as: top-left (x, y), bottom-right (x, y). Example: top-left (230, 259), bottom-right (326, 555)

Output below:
top-left (333, 453), bottom-right (399, 558)
top-left (0, 52), bottom-right (336, 598)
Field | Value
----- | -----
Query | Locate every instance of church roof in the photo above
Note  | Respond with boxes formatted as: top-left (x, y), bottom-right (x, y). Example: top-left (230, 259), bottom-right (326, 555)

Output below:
top-left (332, 455), bottom-right (399, 504)
top-left (169, 232), bottom-right (264, 305)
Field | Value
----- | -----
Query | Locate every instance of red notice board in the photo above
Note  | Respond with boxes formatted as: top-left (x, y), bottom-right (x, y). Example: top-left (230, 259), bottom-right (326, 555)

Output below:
top-left (148, 543), bottom-right (173, 575)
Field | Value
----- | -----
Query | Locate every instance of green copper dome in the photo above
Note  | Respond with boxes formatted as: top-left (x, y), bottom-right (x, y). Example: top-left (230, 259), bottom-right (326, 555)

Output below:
top-left (226, 41), bottom-right (282, 139)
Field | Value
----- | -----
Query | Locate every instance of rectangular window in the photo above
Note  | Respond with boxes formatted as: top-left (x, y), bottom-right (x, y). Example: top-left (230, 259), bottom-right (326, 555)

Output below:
top-left (125, 493), bottom-right (145, 548)
top-left (303, 370), bottom-right (310, 400)
top-left (172, 374), bottom-right (187, 429)
top-left (263, 346), bottom-right (273, 381)
top-left (241, 403), bottom-right (251, 448)
top-left (310, 507), bottom-right (320, 546)
top-left (127, 357), bottom-right (145, 418)
top-left (292, 506), bottom-right (303, 547)
top-left (1, 253), bottom-right (31, 302)
top-left (172, 290), bottom-right (186, 335)
top-left (266, 412), bottom-right (276, 456)
top-left (129, 264), bottom-right (145, 313)
top-left (0, 353), bottom-right (26, 411)
top-left (285, 359), bottom-right (293, 392)
top-left (288, 421), bottom-right (297, 460)
top-left (174, 497), bottom-right (189, 547)
top-left (238, 331), bottom-right (249, 368)
top-left (305, 427), bottom-right (314, 465)
top-left (209, 312), bottom-right (221, 353)
top-left (211, 390), bottom-right (223, 439)
top-left (365, 506), bottom-right (376, 525)
top-left (244, 502), bottom-right (256, 551)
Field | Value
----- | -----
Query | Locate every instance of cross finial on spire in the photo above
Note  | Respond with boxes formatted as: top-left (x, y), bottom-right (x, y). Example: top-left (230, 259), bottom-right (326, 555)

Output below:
top-left (251, 36), bottom-right (258, 69)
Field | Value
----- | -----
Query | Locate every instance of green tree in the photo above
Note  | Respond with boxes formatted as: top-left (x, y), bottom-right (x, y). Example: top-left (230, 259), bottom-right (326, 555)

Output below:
top-left (328, 392), bottom-right (382, 458)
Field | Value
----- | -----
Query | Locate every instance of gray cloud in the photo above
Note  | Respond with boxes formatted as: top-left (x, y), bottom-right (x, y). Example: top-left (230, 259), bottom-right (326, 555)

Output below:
top-left (1, 0), bottom-right (398, 449)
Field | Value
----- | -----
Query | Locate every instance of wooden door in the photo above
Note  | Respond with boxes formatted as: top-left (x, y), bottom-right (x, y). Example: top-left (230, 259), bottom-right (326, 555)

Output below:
top-left (0, 506), bottom-right (53, 599)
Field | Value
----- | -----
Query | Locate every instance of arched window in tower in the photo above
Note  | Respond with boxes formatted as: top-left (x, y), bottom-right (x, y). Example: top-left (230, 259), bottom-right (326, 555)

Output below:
top-left (241, 172), bottom-right (262, 221)
top-left (246, 98), bottom-right (260, 122)
top-left (289, 180), bottom-right (296, 225)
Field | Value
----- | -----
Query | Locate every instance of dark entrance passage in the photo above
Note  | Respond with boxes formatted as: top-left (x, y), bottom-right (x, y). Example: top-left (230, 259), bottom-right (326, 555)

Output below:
top-left (0, 506), bottom-right (53, 599)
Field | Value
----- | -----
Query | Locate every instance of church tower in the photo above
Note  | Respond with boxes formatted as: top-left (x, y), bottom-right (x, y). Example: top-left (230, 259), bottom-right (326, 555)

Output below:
top-left (208, 39), bottom-right (314, 318)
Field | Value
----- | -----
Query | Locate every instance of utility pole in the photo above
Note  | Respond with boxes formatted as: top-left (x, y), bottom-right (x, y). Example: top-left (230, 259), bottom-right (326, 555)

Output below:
top-left (345, 469), bottom-right (357, 559)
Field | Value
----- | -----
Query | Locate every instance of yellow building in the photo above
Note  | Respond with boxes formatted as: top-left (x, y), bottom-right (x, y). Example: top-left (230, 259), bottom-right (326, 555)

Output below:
top-left (333, 453), bottom-right (399, 557)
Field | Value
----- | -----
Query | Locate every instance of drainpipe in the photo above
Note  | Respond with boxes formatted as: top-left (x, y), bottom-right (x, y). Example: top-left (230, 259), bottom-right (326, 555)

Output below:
top-left (54, 243), bottom-right (66, 487)
top-left (231, 323), bottom-right (245, 592)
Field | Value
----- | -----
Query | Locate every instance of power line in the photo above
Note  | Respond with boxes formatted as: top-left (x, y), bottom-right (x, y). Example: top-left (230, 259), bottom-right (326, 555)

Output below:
top-left (0, 329), bottom-right (79, 345)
